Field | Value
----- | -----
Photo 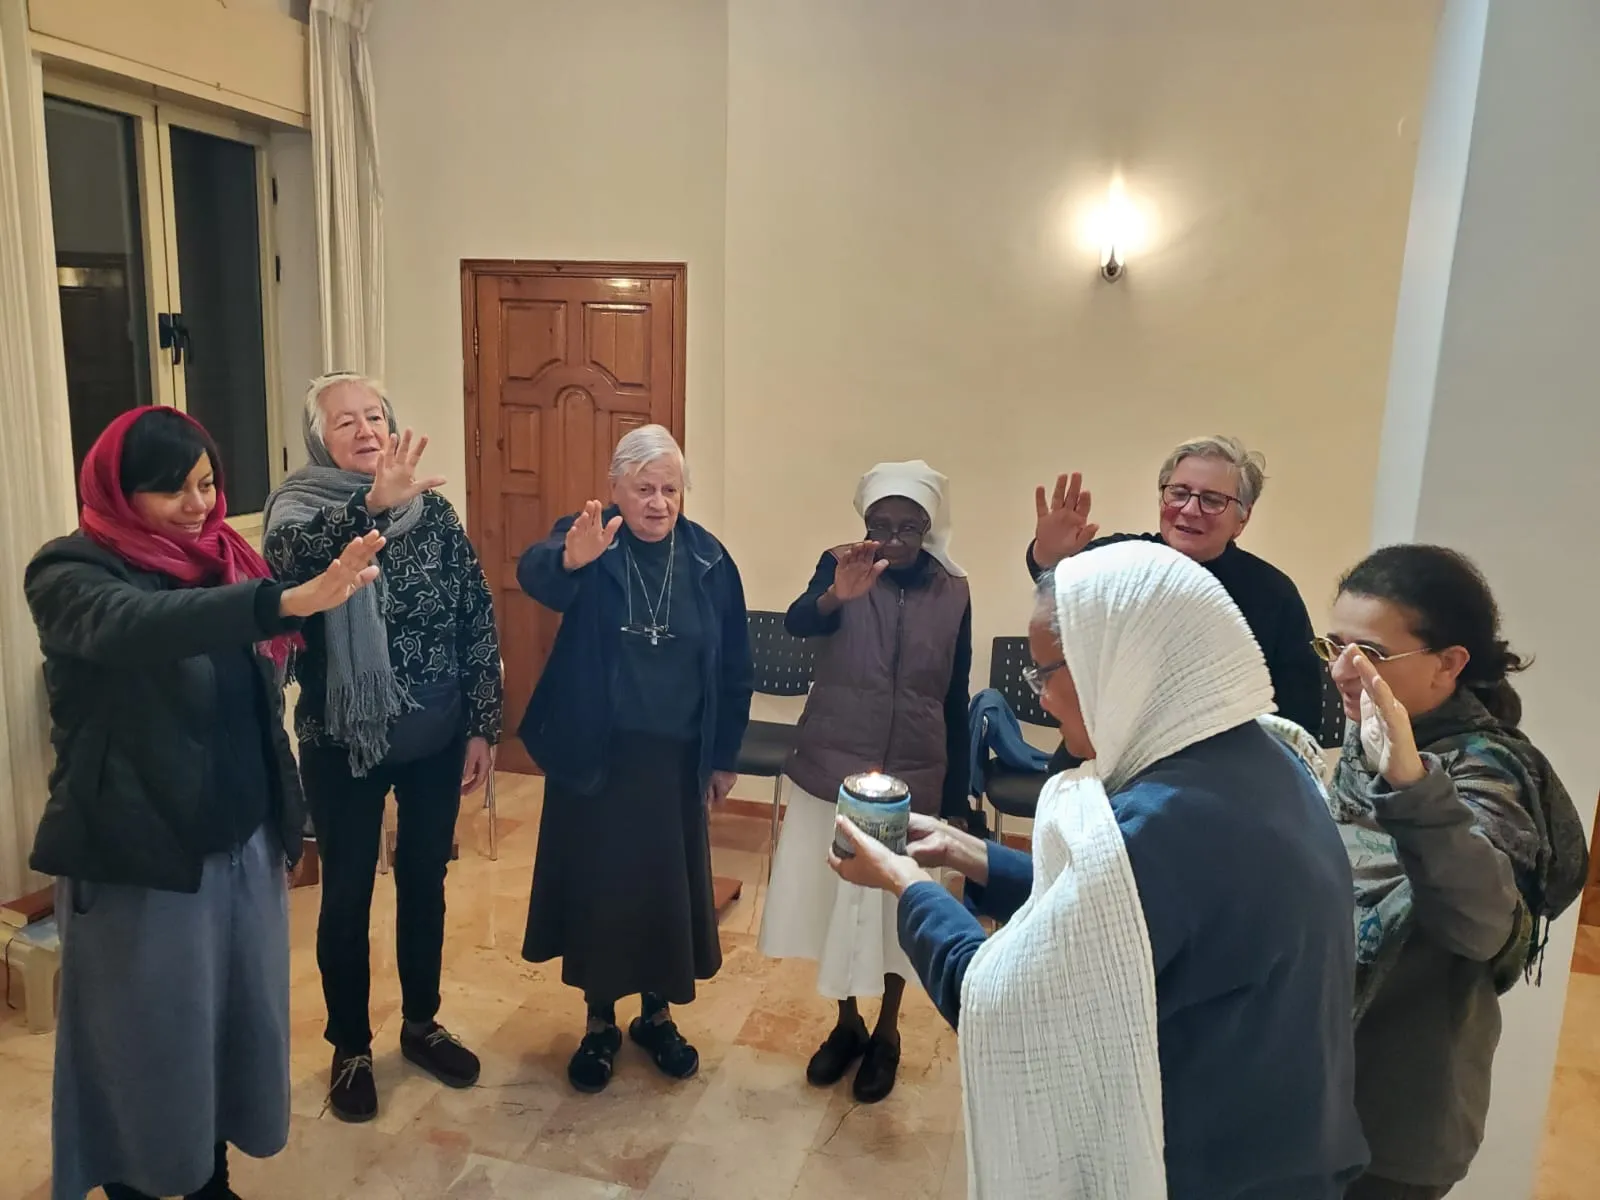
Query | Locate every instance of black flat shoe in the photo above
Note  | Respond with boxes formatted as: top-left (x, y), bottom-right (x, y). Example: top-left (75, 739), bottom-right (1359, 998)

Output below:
top-left (629, 1013), bottom-right (700, 1081)
top-left (328, 1049), bottom-right (378, 1123)
top-left (401, 1022), bottom-right (481, 1089)
top-left (568, 1024), bottom-right (622, 1093)
top-left (806, 1021), bottom-right (871, 1087)
top-left (852, 1035), bottom-right (901, 1104)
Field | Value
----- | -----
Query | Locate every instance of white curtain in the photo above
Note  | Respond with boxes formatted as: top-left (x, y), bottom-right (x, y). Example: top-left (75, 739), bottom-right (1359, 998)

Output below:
top-left (0, 0), bottom-right (78, 898)
top-left (310, 0), bottom-right (385, 379)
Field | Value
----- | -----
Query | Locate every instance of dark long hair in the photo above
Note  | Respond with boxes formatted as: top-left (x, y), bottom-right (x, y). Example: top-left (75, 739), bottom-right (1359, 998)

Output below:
top-left (1337, 544), bottom-right (1529, 725)
top-left (118, 406), bottom-right (223, 497)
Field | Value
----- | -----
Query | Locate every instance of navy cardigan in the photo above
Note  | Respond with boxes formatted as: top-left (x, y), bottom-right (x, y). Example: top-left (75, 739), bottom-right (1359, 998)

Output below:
top-left (517, 510), bottom-right (753, 796)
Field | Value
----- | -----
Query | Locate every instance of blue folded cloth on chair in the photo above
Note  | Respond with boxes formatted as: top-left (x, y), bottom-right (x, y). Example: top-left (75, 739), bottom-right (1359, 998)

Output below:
top-left (967, 688), bottom-right (1052, 799)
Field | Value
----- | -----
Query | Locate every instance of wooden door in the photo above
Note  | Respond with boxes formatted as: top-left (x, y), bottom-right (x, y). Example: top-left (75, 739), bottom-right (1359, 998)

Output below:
top-left (463, 261), bottom-right (687, 774)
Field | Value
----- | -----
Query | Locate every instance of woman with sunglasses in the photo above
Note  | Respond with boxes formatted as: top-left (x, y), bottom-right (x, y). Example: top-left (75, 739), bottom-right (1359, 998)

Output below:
top-left (758, 460), bottom-right (971, 1104)
top-left (1028, 436), bottom-right (1324, 745)
top-left (1321, 545), bottom-right (1588, 1199)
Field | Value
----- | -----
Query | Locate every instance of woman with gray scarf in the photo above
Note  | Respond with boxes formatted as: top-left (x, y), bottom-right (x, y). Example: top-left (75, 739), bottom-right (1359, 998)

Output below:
top-left (263, 372), bottom-right (502, 1124)
top-left (1316, 545), bottom-right (1588, 1199)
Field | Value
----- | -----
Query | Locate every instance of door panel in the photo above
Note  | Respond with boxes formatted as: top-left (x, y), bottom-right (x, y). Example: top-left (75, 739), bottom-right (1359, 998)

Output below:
top-left (465, 263), bottom-right (686, 774)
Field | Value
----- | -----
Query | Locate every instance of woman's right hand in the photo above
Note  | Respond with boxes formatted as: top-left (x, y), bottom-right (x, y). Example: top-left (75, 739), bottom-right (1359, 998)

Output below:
top-left (562, 500), bottom-right (623, 571)
top-left (829, 541), bottom-right (887, 602)
top-left (280, 531), bottom-right (384, 618)
top-left (906, 813), bottom-right (990, 885)
top-left (366, 429), bottom-right (446, 513)
top-left (1033, 472), bottom-right (1099, 569)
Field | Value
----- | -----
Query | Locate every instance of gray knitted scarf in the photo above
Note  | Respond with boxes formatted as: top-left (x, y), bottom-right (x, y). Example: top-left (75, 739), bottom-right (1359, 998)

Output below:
top-left (263, 401), bottom-right (425, 776)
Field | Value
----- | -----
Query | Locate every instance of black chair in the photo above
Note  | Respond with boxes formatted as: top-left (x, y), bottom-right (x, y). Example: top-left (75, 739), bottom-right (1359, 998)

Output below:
top-left (734, 610), bottom-right (819, 878)
top-left (1317, 665), bottom-right (1348, 750)
top-left (980, 636), bottom-right (1058, 842)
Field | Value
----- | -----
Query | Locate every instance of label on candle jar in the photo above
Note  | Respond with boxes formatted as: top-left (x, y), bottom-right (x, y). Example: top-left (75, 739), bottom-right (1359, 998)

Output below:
top-left (834, 771), bottom-right (911, 858)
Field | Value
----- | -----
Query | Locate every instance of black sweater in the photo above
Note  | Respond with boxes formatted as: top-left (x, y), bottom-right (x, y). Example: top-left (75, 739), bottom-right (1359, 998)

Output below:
top-left (1027, 533), bottom-right (1324, 737)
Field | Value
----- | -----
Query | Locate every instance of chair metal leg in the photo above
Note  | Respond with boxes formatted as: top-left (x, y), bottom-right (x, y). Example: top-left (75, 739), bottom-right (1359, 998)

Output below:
top-left (993, 807), bottom-right (1005, 847)
top-left (484, 746), bottom-right (499, 862)
top-left (377, 793), bottom-right (392, 874)
top-left (767, 774), bottom-right (784, 882)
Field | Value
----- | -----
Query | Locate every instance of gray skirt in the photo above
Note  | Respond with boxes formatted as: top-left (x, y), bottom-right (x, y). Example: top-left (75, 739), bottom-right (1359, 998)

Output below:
top-left (51, 824), bottom-right (291, 1200)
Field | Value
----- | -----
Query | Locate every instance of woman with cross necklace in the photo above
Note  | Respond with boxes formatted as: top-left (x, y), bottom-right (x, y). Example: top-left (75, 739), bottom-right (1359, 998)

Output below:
top-left (516, 425), bottom-right (754, 1094)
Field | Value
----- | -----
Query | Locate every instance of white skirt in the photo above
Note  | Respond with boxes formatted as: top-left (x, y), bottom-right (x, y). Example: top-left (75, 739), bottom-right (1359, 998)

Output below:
top-left (757, 780), bottom-right (916, 999)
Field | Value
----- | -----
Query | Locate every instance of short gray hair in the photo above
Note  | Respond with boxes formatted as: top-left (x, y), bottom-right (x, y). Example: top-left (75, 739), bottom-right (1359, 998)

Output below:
top-left (305, 372), bottom-right (389, 440)
top-left (609, 424), bottom-right (690, 487)
top-left (1158, 436), bottom-right (1267, 509)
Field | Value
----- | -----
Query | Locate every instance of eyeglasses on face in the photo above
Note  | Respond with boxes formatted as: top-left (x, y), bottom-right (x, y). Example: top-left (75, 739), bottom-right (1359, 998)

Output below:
top-left (864, 521), bottom-right (929, 544)
top-left (1160, 484), bottom-right (1240, 517)
top-left (1022, 659), bottom-right (1065, 696)
top-left (1311, 635), bottom-right (1429, 665)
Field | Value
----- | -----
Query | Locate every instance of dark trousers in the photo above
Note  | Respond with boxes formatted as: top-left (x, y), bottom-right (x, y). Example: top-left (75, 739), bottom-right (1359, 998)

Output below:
top-left (300, 736), bottom-right (466, 1054)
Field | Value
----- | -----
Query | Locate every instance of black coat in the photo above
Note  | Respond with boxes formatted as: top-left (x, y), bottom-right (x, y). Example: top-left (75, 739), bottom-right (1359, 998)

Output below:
top-left (24, 534), bottom-right (305, 892)
top-left (516, 511), bottom-right (753, 797)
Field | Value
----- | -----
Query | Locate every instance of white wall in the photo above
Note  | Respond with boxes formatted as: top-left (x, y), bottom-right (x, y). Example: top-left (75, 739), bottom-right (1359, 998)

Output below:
top-left (1375, 1), bottom-right (1600, 1194)
top-left (366, 0), bottom-right (730, 526)
top-left (721, 0), bottom-right (1440, 681)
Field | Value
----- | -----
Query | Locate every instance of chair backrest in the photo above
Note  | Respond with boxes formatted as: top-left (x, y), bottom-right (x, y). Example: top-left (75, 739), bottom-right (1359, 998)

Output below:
top-left (1317, 666), bottom-right (1347, 750)
top-left (988, 636), bottom-right (1056, 729)
top-left (747, 610), bottom-right (818, 697)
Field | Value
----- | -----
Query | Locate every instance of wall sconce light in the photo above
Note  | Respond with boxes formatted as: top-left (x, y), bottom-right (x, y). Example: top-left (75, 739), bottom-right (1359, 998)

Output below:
top-left (1100, 242), bottom-right (1125, 283)
top-left (1084, 177), bottom-right (1144, 283)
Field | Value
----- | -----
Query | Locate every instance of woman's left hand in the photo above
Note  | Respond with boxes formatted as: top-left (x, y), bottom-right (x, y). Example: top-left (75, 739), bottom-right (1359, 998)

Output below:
top-left (460, 736), bottom-right (494, 795)
top-left (1346, 648), bottom-right (1428, 789)
top-left (828, 816), bottom-right (931, 897)
top-left (706, 770), bottom-right (737, 808)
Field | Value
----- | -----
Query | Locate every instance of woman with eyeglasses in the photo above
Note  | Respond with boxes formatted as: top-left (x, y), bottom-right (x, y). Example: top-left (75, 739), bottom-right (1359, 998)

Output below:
top-left (1320, 545), bottom-right (1588, 1199)
top-left (757, 459), bottom-right (972, 1104)
top-left (1027, 436), bottom-right (1324, 745)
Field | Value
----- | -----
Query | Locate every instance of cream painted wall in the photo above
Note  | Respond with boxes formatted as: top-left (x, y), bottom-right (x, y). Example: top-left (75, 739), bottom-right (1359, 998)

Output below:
top-left (366, 0), bottom-right (730, 529)
top-left (721, 0), bottom-right (1441, 683)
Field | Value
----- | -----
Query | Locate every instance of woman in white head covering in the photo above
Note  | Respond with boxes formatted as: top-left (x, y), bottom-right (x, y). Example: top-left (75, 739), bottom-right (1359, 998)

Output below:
top-left (832, 541), bottom-right (1368, 1199)
top-left (758, 460), bottom-right (972, 1103)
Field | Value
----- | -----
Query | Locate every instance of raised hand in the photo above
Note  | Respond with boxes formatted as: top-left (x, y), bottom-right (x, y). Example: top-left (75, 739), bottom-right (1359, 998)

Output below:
top-left (829, 541), bottom-right (888, 602)
top-left (281, 531), bottom-right (384, 618)
top-left (1346, 648), bottom-right (1427, 789)
top-left (1033, 472), bottom-right (1100, 569)
top-left (562, 500), bottom-right (623, 571)
top-left (366, 429), bottom-right (447, 513)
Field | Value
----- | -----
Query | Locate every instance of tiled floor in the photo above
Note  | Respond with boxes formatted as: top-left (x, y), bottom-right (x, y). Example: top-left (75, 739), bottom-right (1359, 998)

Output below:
top-left (0, 775), bottom-right (966, 1199)
top-left (0, 774), bottom-right (1594, 1198)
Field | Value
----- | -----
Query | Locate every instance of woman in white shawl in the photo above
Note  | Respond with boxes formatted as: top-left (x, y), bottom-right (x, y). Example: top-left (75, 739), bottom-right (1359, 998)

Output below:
top-left (831, 541), bottom-right (1369, 1199)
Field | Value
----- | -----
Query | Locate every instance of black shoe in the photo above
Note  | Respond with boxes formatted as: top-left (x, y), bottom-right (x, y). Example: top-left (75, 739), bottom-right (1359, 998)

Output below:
top-left (401, 1022), bottom-right (481, 1089)
top-left (329, 1049), bottom-right (378, 1123)
top-left (852, 1035), bottom-right (901, 1103)
top-left (629, 1012), bottom-right (700, 1081)
top-left (183, 1142), bottom-right (238, 1200)
top-left (805, 1021), bottom-right (871, 1087)
top-left (568, 1024), bottom-right (623, 1093)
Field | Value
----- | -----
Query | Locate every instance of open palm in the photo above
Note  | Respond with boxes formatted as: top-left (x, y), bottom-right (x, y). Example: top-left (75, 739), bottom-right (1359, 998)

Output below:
top-left (1034, 472), bottom-right (1100, 568)
top-left (830, 541), bottom-right (886, 601)
top-left (1347, 648), bottom-right (1427, 789)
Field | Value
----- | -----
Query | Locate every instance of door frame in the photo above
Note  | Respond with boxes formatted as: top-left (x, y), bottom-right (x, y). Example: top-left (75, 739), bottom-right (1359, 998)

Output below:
top-left (458, 258), bottom-right (689, 539)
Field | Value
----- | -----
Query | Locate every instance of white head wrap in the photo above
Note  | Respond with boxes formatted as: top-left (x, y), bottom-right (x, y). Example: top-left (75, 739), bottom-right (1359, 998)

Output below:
top-left (956, 542), bottom-right (1274, 1200)
top-left (853, 459), bottom-right (965, 577)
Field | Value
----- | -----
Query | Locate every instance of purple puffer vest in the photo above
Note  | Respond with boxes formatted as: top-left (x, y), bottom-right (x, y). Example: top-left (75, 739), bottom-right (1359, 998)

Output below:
top-left (785, 558), bottom-right (968, 815)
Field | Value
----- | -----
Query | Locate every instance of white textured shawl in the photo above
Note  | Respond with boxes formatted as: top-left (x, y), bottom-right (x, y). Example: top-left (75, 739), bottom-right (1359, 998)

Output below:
top-left (958, 541), bottom-right (1274, 1199)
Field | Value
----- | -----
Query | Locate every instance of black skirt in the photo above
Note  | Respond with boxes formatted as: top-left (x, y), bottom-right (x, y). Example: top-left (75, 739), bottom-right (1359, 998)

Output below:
top-left (522, 731), bottom-right (721, 1005)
